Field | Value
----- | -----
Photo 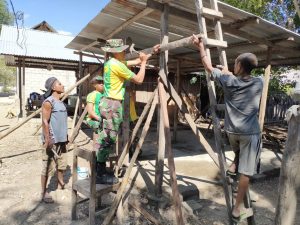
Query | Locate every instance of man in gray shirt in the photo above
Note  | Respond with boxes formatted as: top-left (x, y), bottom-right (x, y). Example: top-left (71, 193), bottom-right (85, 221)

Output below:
top-left (41, 77), bottom-right (68, 203)
top-left (192, 35), bottom-right (263, 222)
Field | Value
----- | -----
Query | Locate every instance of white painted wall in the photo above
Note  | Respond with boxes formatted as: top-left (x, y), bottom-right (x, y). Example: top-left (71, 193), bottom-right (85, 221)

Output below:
top-left (18, 68), bottom-right (77, 98)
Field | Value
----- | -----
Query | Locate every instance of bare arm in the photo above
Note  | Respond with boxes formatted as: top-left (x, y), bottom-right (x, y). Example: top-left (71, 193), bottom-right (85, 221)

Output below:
top-left (127, 44), bottom-right (160, 67)
top-left (191, 34), bottom-right (214, 74)
top-left (130, 52), bottom-right (151, 85)
top-left (87, 103), bottom-right (100, 121)
top-left (42, 101), bottom-right (52, 148)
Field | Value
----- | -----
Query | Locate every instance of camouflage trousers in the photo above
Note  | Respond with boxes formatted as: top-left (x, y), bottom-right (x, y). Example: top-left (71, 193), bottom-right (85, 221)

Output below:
top-left (96, 97), bottom-right (123, 162)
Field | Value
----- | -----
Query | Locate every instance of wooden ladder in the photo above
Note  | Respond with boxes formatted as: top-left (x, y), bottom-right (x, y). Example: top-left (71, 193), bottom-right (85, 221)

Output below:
top-left (194, 0), bottom-right (255, 224)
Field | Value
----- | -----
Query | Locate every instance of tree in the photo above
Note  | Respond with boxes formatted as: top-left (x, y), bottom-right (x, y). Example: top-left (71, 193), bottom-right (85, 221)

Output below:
top-left (0, 56), bottom-right (16, 92)
top-left (0, 0), bottom-right (13, 28)
top-left (221, 0), bottom-right (300, 32)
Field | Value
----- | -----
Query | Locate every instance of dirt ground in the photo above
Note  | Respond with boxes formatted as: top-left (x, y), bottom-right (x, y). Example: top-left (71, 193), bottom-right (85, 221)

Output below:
top-left (0, 97), bottom-right (289, 225)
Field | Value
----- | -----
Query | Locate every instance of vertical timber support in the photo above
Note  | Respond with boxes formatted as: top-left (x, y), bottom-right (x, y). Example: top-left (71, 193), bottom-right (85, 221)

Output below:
top-left (155, 2), bottom-right (169, 198)
top-left (195, 0), bottom-right (233, 224)
top-left (78, 52), bottom-right (83, 116)
top-left (259, 47), bottom-right (272, 131)
top-left (173, 60), bottom-right (181, 142)
top-left (22, 57), bottom-right (26, 117)
top-left (18, 62), bottom-right (22, 118)
top-left (158, 80), bottom-right (184, 225)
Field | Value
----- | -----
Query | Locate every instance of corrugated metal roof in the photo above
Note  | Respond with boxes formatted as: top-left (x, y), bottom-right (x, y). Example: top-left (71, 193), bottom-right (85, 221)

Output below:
top-left (66, 0), bottom-right (300, 72)
top-left (0, 25), bottom-right (99, 64)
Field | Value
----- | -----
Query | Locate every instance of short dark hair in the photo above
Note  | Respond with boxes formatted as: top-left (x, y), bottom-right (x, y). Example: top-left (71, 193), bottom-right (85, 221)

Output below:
top-left (236, 53), bottom-right (258, 74)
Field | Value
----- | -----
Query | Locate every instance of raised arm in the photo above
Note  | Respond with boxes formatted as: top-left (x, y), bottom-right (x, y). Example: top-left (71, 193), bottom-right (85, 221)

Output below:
top-left (191, 34), bottom-right (214, 74)
top-left (127, 44), bottom-right (160, 67)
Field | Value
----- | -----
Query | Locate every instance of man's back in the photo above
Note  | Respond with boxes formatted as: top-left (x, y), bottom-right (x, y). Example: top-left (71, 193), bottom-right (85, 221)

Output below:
top-left (212, 68), bottom-right (263, 134)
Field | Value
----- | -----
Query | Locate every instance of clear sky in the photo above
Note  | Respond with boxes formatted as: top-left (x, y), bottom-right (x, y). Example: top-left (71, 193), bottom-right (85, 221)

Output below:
top-left (8, 0), bottom-right (110, 36)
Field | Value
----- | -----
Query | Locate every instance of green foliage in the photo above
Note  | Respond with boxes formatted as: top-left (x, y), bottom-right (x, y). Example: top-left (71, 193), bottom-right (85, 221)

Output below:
top-left (0, 0), bottom-right (13, 29)
top-left (221, 0), bottom-right (270, 16)
top-left (0, 56), bottom-right (16, 93)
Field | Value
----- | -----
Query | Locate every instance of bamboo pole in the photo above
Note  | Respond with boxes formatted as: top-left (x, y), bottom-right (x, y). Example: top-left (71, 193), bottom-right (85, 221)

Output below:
top-left (101, 91), bottom-right (158, 225)
top-left (0, 67), bottom-right (100, 141)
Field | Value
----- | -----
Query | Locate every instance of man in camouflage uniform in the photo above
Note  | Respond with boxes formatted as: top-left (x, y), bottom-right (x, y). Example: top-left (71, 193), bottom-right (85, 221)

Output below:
top-left (96, 39), bottom-right (159, 184)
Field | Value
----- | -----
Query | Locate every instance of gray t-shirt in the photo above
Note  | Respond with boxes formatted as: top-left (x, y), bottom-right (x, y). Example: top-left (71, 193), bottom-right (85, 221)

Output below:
top-left (211, 68), bottom-right (263, 135)
top-left (42, 96), bottom-right (68, 143)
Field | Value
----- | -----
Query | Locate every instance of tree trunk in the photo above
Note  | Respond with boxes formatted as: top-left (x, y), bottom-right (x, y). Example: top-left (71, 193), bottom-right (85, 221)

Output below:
top-left (275, 106), bottom-right (300, 225)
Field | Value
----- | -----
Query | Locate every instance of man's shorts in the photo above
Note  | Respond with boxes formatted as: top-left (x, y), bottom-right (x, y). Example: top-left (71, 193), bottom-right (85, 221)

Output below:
top-left (41, 143), bottom-right (67, 176)
top-left (227, 133), bottom-right (262, 176)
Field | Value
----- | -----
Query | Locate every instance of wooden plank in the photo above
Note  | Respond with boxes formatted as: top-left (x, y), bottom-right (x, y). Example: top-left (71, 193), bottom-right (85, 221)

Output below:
top-left (201, 7), bottom-right (223, 19)
top-left (229, 17), bottom-right (260, 29)
top-left (155, 3), bottom-right (169, 198)
top-left (117, 88), bottom-right (158, 168)
top-left (71, 146), bottom-right (78, 220)
top-left (73, 178), bottom-right (120, 198)
top-left (173, 60), bottom-right (181, 142)
top-left (129, 202), bottom-right (163, 225)
top-left (158, 80), bottom-right (184, 225)
top-left (0, 68), bottom-right (101, 141)
top-left (69, 106), bottom-right (88, 144)
top-left (89, 150), bottom-right (96, 225)
top-left (78, 53), bottom-right (83, 116)
top-left (122, 84), bottom-right (130, 166)
top-left (101, 90), bottom-right (157, 225)
top-left (74, 147), bottom-right (94, 162)
top-left (71, 96), bottom-right (80, 134)
top-left (259, 48), bottom-right (272, 131)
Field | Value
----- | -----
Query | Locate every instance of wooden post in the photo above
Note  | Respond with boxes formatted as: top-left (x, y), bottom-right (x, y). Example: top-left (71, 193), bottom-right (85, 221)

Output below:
top-left (173, 60), bottom-right (180, 142)
top-left (22, 58), bottom-right (26, 117)
top-left (71, 146), bottom-right (78, 220)
top-left (155, 3), bottom-right (169, 198)
top-left (158, 80), bottom-right (184, 225)
top-left (78, 52), bottom-right (83, 116)
top-left (122, 83), bottom-right (130, 165)
top-left (275, 107), bottom-right (300, 225)
top-left (18, 63), bottom-right (22, 118)
top-left (101, 91), bottom-right (158, 225)
top-left (259, 47), bottom-right (272, 131)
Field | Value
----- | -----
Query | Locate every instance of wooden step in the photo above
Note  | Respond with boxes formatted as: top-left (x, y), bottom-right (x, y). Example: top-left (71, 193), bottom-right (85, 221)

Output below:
top-left (73, 178), bottom-right (120, 197)
top-left (201, 7), bottom-right (223, 19)
top-left (204, 38), bottom-right (227, 48)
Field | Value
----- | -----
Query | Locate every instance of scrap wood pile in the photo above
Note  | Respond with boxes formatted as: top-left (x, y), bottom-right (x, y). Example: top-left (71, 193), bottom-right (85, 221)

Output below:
top-left (262, 123), bottom-right (288, 151)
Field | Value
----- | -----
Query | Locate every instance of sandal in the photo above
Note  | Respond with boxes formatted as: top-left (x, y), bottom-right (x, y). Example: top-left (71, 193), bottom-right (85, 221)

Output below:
top-left (232, 213), bottom-right (240, 223)
top-left (226, 170), bottom-right (237, 176)
top-left (41, 192), bottom-right (54, 204)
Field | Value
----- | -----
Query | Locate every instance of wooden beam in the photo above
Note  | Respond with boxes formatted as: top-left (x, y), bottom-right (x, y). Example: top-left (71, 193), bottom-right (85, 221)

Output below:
top-left (155, 2), bottom-right (169, 198)
top-left (229, 17), bottom-right (260, 29)
top-left (102, 89), bottom-right (157, 225)
top-left (116, 88), bottom-right (158, 168)
top-left (17, 63), bottom-right (22, 118)
top-left (259, 47), bottom-right (272, 131)
top-left (69, 106), bottom-right (88, 144)
top-left (129, 202), bottom-right (163, 225)
top-left (158, 80), bottom-right (184, 225)
top-left (173, 60), bottom-right (181, 142)
top-left (21, 58), bottom-right (26, 118)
